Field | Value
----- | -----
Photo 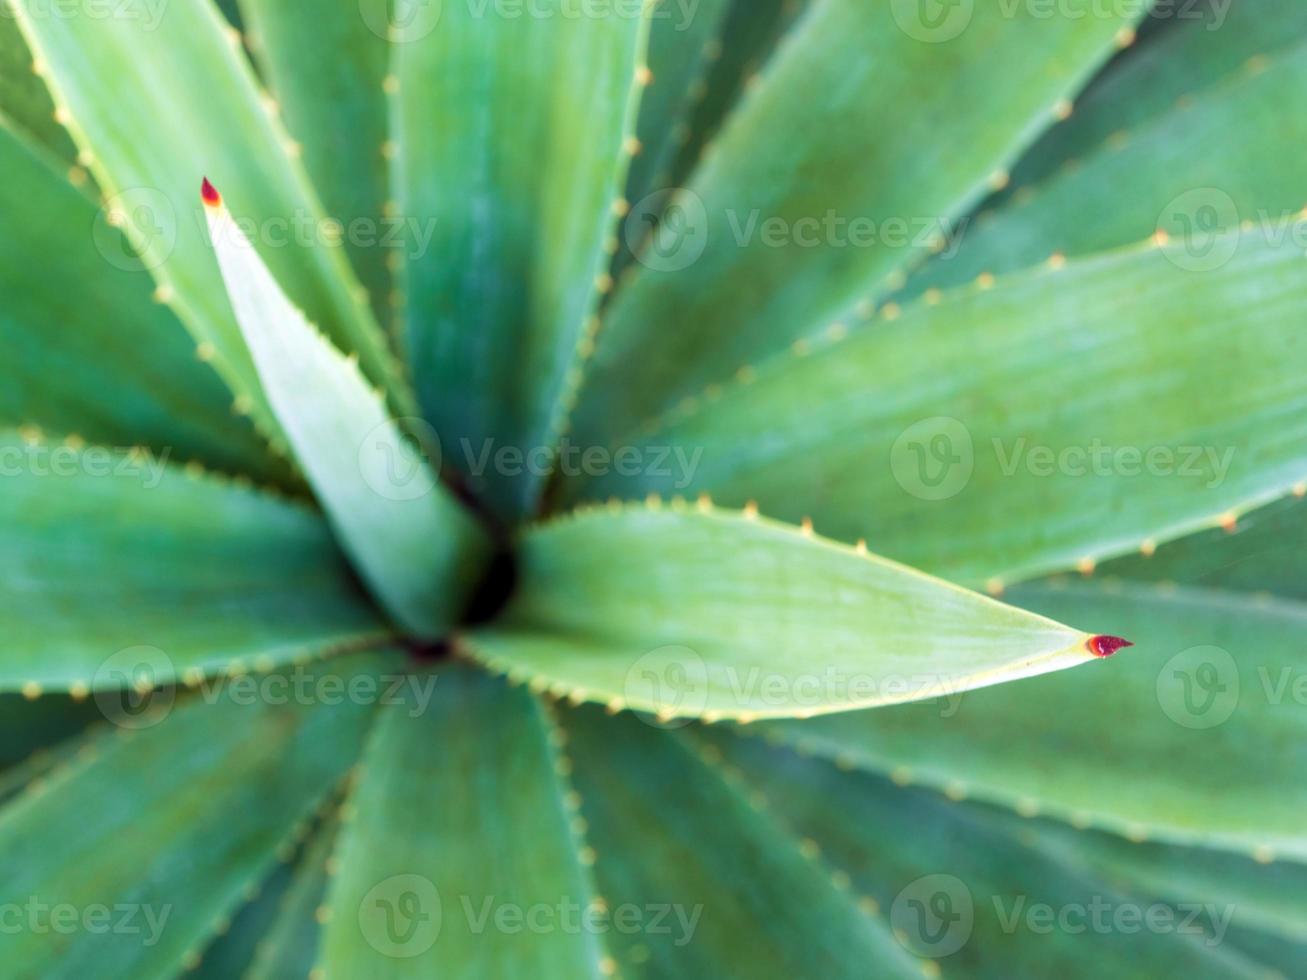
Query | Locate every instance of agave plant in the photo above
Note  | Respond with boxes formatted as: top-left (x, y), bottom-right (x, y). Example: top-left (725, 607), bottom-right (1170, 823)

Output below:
top-left (0, 0), bottom-right (1304, 975)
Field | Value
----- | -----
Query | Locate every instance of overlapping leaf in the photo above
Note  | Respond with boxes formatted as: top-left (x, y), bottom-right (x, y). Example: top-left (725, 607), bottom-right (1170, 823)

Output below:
top-left (1011, 813), bottom-right (1307, 945)
top-left (0, 5), bottom-right (77, 166)
top-left (467, 503), bottom-right (1111, 721)
top-left (239, 0), bottom-right (393, 326)
top-left (395, 0), bottom-right (649, 520)
top-left (1104, 493), bottom-right (1307, 599)
top-left (760, 579), bottom-right (1307, 860)
top-left (570, 0), bottom-right (1143, 447)
top-left (245, 814), bottom-right (340, 980)
top-left (621, 0), bottom-right (732, 210)
top-left (10, 0), bottom-right (410, 443)
top-left (321, 665), bottom-right (605, 977)
top-left (707, 732), bottom-right (1274, 977)
top-left (205, 189), bottom-right (489, 638)
top-left (573, 229), bottom-right (1307, 588)
top-left (1004, 0), bottom-right (1307, 196)
top-left (911, 38), bottom-right (1307, 296)
top-left (0, 126), bottom-right (281, 481)
top-left (556, 705), bottom-right (923, 979)
top-left (0, 656), bottom-right (383, 979)
top-left (0, 429), bottom-right (384, 692)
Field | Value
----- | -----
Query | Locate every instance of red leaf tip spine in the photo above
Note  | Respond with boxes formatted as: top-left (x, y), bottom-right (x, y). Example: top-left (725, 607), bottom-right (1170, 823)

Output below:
top-left (201, 177), bottom-right (221, 208)
top-left (1087, 635), bottom-right (1133, 658)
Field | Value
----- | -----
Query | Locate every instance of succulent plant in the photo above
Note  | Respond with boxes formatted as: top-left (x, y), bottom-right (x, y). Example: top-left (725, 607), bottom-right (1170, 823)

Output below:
top-left (0, 0), bottom-right (1304, 976)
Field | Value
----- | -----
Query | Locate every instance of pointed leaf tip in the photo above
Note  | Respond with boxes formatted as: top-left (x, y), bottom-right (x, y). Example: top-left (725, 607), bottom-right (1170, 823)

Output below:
top-left (1087, 635), bottom-right (1133, 658)
top-left (201, 176), bottom-right (221, 208)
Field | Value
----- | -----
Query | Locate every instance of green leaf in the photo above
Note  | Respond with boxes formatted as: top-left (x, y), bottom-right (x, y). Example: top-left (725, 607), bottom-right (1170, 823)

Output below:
top-left (395, 0), bottom-right (650, 522)
top-left (0, 125), bottom-right (283, 483)
top-left (466, 502), bottom-right (1109, 722)
top-left (0, 429), bottom-right (384, 693)
top-left (572, 228), bottom-right (1307, 588)
top-left (1103, 493), bottom-right (1307, 599)
top-left (246, 814), bottom-right (341, 980)
top-left (555, 704), bottom-right (923, 979)
top-left (205, 193), bottom-right (490, 638)
top-left (621, 0), bottom-right (732, 209)
top-left (910, 37), bottom-right (1307, 296)
top-left (189, 862), bottom-right (296, 980)
top-left (703, 731), bottom-right (1269, 977)
top-left (320, 665), bottom-right (607, 978)
top-left (758, 579), bottom-right (1307, 861)
top-left (0, 4), bottom-right (78, 167)
top-left (214, 0), bottom-right (245, 34)
top-left (0, 655), bottom-right (384, 979)
top-left (1010, 814), bottom-right (1307, 945)
top-left (0, 695), bottom-right (100, 800)
top-left (239, 0), bottom-right (393, 327)
top-left (10, 0), bottom-right (411, 445)
top-left (1002, 0), bottom-right (1307, 198)
top-left (1222, 923), bottom-right (1307, 978)
top-left (569, 1), bottom-right (1142, 448)
top-left (662, 0), bottom-right (810, 191)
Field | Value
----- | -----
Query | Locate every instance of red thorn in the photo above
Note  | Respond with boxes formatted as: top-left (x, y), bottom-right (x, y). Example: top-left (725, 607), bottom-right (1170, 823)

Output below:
top-left (200, 177), bottom-right (221, 208)
top-left (1087, 635), bottom-right (1133, 658)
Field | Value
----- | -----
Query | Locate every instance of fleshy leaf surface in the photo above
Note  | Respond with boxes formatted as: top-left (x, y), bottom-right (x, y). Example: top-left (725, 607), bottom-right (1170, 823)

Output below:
top-left (246, 813), bottom-right (340, 980)
top-left (705, 731), bottom-right (1270, 977)
top-left (570, 0), bottom-right (1143, 447)
top-left (205, 188), bottom-right (489, 638)
top-left (395, 0), bottom-right (649, 521)
top-left (573, 229), bottom-right (1307, 588)
top-left (0, 430), bottom-right (384, 693)
top-left (621, 0), bottom-right (732, 210)
top-left (910, 38), bottom-right (1307, 296)
top-left (758, 580), bottom-right (1307, 860)
top-left (239, 0), bottom-right (393, 327)
top-left (10, 0), bottom-right (410, 443)
top-left (556, 704), bottom-right (923, 979)
top-left (320, 665), bottom-right (607, 978)
top-left (1104, 493), bottom-right (1307, 599)
top-left (662, 0), bottom-right (811, 191)
top-left (0, 656), bottom-right (383, 979)
top-left (0, 695), bottom-right (100, 800)
top-left (1010, 812), bottom-right (1307, 945)
top-left (188, 862), bottom-right (295, 980)
top-left (1002, 0), bottom-right (1307, 197)
top-left (0, 6), bottom-right (78, 166)
top-left (0, 125), bottom-right (281, 482)
top-left (467, 503), bottom-right (1112, 721)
